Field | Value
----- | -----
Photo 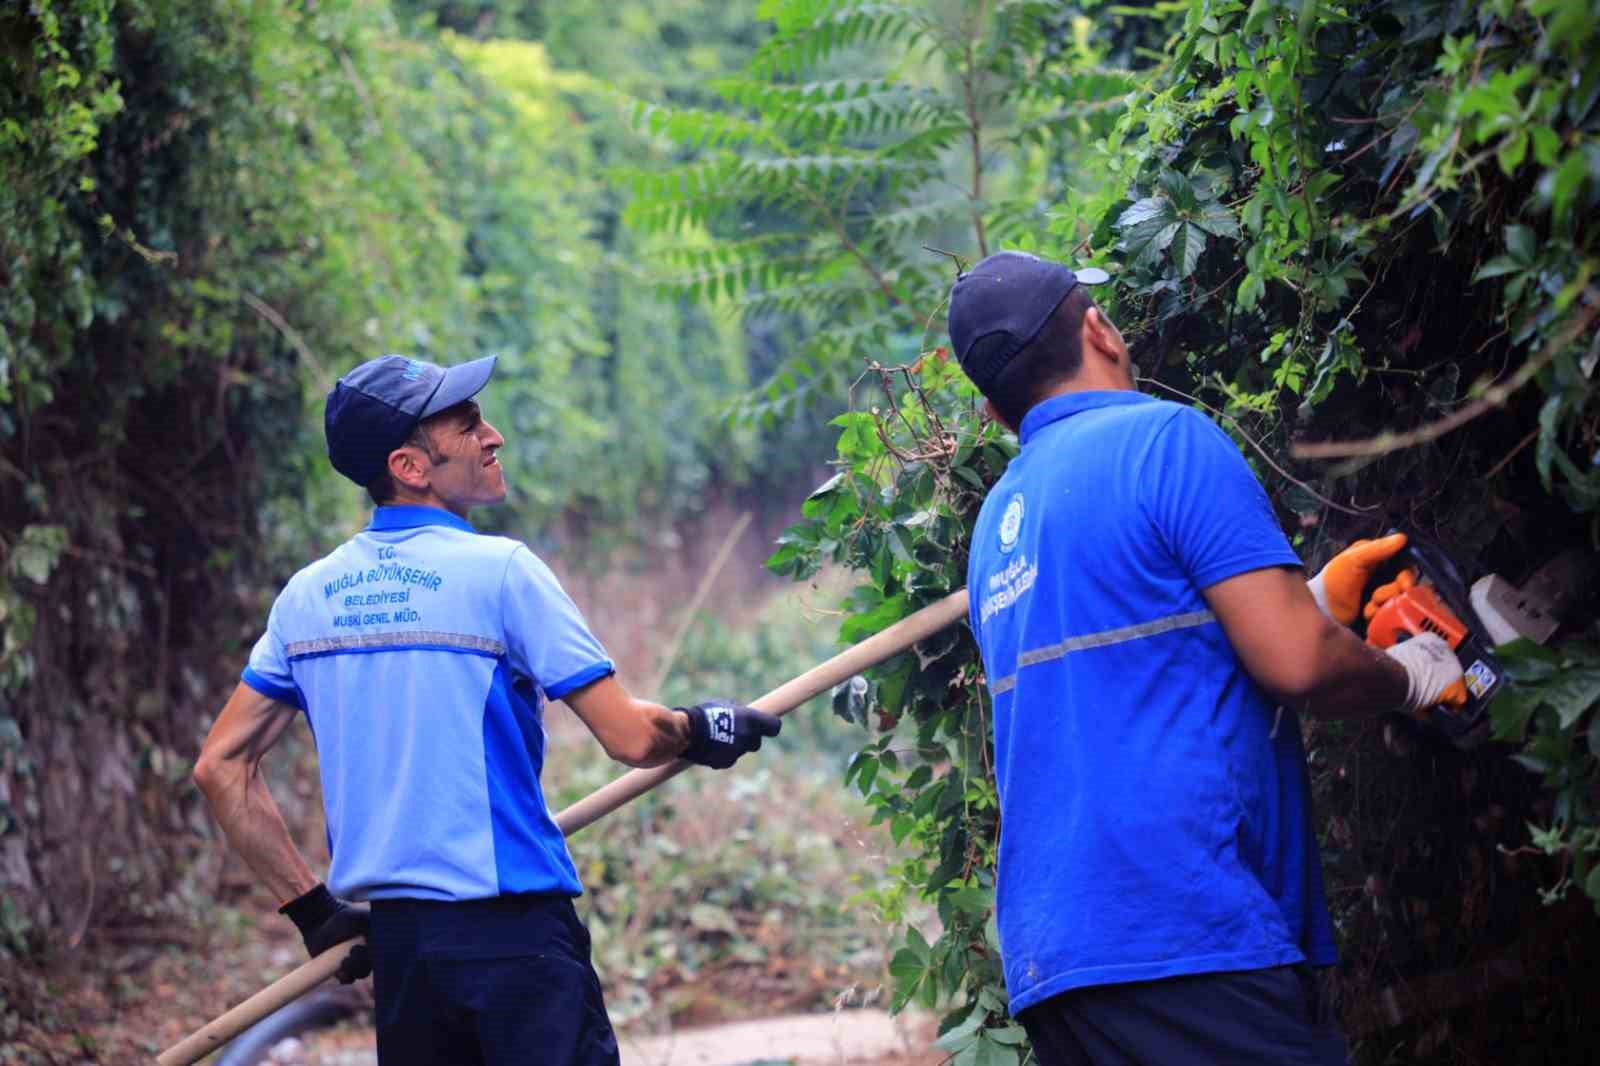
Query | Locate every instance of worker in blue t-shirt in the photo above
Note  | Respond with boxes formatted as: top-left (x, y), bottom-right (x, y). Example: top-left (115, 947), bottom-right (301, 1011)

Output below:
top-left (946, 252), bottom-right (1466, 1065)
top-left (193, 354), bottom-right (780, 1066)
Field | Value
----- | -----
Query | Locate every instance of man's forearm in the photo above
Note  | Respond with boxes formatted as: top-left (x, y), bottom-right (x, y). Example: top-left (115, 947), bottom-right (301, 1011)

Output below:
top-left (197, 765), bottom-right (318, 904)
top-left (563, 675), bottom-right (693, 767)
top-left (1296, 621), bottom-right (1410, 720)
top-left (623, 701), bottom-right (693, 767)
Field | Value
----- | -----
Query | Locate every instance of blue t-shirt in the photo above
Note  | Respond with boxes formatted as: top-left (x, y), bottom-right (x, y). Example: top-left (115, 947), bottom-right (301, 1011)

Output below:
top-left (967, 391), bottom-right (1336, 1014)
top-left (242, 505), bottom-right (615, 902)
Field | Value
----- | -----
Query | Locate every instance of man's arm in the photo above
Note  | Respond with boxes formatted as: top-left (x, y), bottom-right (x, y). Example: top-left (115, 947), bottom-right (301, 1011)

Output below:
top-left (563, 675), bottom-right (692, 767)
top-left (563, 675), bottom-right (783, 770)
top-left (1203, 565), bottom-right (1412, 719)
top-left (192, 682), bottom-right (319, 903)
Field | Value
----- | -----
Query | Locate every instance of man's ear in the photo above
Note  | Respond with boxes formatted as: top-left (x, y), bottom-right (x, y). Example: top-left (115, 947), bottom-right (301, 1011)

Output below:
top-left (387, 443), bottom-right (430, 491)
top-left (1081, 306), bottom-right (1125, 362)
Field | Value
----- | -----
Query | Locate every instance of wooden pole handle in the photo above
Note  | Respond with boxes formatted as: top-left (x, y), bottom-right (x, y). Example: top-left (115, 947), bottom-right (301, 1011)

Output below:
top-left (552, 588), bottom-right (969, 836)
top-left (156, 588), bottom-right (969, 1064)
top-left (155, 940), bottom-right (362, 1065)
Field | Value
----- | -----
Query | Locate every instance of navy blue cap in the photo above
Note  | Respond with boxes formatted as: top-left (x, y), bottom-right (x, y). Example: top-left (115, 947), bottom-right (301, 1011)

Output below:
top-left (947, 252), bottom-right (1110, 391)
top-left (324, 354), bottom-right (497, 486)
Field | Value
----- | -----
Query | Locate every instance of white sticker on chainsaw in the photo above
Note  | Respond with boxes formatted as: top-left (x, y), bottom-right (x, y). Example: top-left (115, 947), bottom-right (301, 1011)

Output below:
top-left (1464, 659), bottom-right (1496, 699)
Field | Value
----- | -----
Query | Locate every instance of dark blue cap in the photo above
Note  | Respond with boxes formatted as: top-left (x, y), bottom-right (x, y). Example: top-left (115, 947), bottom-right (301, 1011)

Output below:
top-left (947, 251), bottom-right (1109, 391)
top-left (324, 354), bottom-right (497, 486)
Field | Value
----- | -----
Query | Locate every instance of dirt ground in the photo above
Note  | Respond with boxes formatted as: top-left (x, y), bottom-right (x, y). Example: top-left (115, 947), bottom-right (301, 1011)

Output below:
top-left (5, 865), bottom-right (938, 1065)
top-left (8, 912), bottom-right (938, 1065)
top-left (256, 1010), bottom-right (941, 1066)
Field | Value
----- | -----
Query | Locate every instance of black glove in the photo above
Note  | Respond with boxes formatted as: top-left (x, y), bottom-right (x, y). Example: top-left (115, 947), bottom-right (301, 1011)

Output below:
top-left (676, 700), bottom-right (782, 769)
top-left (280, 882), bottom-right (372, 984)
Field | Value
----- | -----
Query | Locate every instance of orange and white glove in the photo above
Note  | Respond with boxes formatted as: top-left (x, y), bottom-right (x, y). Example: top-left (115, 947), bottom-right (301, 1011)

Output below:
top-left (1384, 633), bottom-right (1469, 712)
top-left (1362, 566), bottom-right (1415, 621)
top-left (1307, 533), bottom-right (1409, 626)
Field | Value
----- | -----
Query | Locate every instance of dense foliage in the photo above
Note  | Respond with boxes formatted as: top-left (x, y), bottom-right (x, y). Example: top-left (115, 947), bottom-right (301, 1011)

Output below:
top-left (0, 0), bottom-right (787, 984)
top-left (631, 0), bottom-right (1599, 1062)
top-left (4, 0), bottom-right (1597, 1060)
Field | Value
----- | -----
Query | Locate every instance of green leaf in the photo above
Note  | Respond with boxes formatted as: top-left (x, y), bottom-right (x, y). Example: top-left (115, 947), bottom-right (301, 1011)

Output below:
top-left (857, 753), bottom-right (879, 794)
top-left (1543, 668), bottom-right (1600, 730)
top-left (9, 525), bottom-right (67, 586)
top-left (1473, 256), bottom-right (1524, 282)
top-left (1195, 201), bottom-right (1240, 239)
top-left (1531, 126), bottom-right (1561, 167)
top-left (1244, 0), bottom-right (1277, 36)
top-left (890, 813), bottom-right (914, 844)
top-left (1171, 222), bottom-right (1207, 278)
top-left (1512, 753), bottom-right (1552, 776)
top-left (889, 947), bottom-right (927, 983)
top-left (935, 1009), bottom-right (983, 1051)
top-left (808, 471), bottom-right (846, 499)
top-left (1497, 131), bottom-right (1529, 175)
top-left (1115, 196), bottom-right (1175, 230)
top-left (1499, 638), bottom-right (1562, 680)
top-left (1157, 169), bottom-right (1197, 211)
top-left (946, 883), bottom-right (992, 916)
top-left (841, 593), bottom-right (910, 643)
top-left (1548, 150), bottom-right (1590, 224)
top-left (1490, 686), bottom-right (1542, 743)
top-left (1504, 224), bottom-right (1537, 264)
top-left (1237, 273), bottom-right (1266, 310)
top-left (972, 1036), bottom-right (1021, 1066)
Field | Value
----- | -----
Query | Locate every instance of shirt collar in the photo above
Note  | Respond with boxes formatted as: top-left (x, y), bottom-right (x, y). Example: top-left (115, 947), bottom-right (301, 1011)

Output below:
top-left (1018, 389), bottom-right (1155, 446)
top-left (367, 505), bottom-right (477, 534)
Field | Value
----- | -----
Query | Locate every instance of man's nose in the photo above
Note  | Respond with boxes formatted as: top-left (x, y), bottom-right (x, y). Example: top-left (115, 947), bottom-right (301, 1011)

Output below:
top-left (481, 420), bottom-right (505, 448)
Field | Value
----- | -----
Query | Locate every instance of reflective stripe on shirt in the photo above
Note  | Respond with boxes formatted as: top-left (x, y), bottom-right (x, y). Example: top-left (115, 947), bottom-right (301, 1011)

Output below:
top-left (990, 609), bottom-right (1216, 694)
top-left (285, 631), bottom-right (507, 660)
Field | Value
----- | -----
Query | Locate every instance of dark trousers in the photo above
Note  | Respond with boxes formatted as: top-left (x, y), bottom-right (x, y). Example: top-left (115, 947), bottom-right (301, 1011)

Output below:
top-left (368, 894), bottom-right (619, 1066)
top-left (1017, 965), bottom-right (1349, 1066)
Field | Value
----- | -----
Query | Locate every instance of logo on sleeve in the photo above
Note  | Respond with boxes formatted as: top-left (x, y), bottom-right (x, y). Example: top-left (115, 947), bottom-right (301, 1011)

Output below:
top-left (998, 492), bottom-right (1025, 554)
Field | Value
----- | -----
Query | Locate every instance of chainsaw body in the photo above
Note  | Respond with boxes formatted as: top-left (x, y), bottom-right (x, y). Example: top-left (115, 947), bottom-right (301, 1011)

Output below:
top-left (1359, 534), bottom-right (1505, 747)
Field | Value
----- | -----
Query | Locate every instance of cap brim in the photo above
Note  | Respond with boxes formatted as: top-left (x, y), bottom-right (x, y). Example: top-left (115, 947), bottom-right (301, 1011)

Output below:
top-left (421, 354), bottom-right (497, 418)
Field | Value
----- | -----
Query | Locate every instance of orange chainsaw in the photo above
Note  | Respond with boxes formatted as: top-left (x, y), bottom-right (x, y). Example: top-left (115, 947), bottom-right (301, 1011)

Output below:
top-left (1359, 533), bottom-right (1505, 747)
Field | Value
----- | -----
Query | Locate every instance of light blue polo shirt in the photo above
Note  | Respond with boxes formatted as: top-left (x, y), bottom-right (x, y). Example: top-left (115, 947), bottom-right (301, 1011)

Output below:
top-left (241, 505), bottom-right (614, 902)
top-left (967, 391), bottom-right (1336, 1015)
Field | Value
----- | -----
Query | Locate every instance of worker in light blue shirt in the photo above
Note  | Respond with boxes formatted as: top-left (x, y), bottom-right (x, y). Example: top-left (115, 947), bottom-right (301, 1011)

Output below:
top-left (194, 353), bottom-right (780, 1066)
top-left (947, 252), bottom-right (1466, 1065)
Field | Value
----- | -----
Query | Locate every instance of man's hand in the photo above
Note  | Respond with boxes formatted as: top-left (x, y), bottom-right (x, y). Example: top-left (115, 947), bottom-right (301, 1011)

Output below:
top-left (1362, 566), bottom-right (1416, 620)
top-left (1307, 532), bottom-right (1408, 625)
top-left (676, 700), bottom-right (782, 769)
top-left (280, 883), bottom-right (373, 983)
top-left (1384, 633), bottom-right (1469, 713)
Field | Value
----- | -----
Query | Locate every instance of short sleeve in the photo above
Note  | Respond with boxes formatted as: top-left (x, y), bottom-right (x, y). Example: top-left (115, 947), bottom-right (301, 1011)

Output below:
top-left (501, 547), bottom-right (615, 699)
top-left (1138, 407), bottom-right (1303, 590)
top-left (241, 597), bottom-right (303, 708)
